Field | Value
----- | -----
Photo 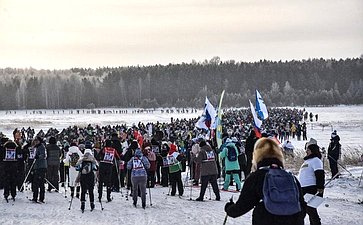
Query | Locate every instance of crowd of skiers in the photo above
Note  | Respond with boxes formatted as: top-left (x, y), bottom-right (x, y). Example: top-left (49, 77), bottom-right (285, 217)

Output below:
top-left (1, 107), bottom-right (338, 223)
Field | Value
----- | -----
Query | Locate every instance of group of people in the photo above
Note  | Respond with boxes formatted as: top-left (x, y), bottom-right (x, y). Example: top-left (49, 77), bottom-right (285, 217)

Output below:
top-left (225, 130), bottom-right (342, 225)
top-left (1, 106), bottom-right (345, 225)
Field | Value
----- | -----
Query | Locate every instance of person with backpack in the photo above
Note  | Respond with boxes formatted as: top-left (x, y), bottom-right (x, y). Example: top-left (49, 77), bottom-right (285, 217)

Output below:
top-left (219, 138), bottom-right (241, 191)
top-left (63, 142), bottom-right (83, 199)
top-left (127, 148), bottom-right (150, 209)
top-left (224, 137), bottom-right (306, 225)
top-left (298, 140), bottom-right (325, 225)
top-left (75, 149), bottom-right (98, 212)
top-left (194, 140), bottom-right (220, 201)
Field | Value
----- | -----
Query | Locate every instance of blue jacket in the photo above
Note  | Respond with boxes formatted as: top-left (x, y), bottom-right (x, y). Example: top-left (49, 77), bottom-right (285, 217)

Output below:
top-left (127, 149), bottom-right (150, 177)
top-left (33, 143), bottom-right (48, 170)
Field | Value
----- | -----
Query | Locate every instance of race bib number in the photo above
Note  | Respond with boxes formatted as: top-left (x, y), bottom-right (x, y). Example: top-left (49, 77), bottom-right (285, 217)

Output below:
top-left (132, 158), bottom-right (144, 170)
top-left (206, 151), bottom-right (215, 161)
top-left (167, 155), bottom-right (176, 165)
top-left (162, 157), bottom-right (169, 167)
top-left (152, 145), bottom-right (159, 154)
top-left (4, 149), bottom-right (16, 161)
top-left (29, 147), bottom-right (36, 160)
top-left (102, 148), bottom-right (115, 163)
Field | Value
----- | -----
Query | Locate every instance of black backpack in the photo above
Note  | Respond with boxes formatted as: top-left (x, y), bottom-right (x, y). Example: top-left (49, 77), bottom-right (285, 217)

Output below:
top-left (226, 145), bottom-right (237, 161)
top-left (262, 167), bottom-right (301, 216)
top-left (81, 161), bottom-right (93, 175)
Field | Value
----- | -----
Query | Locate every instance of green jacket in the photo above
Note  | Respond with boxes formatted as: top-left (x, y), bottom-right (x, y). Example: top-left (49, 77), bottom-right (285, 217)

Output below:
top-left (219, 142), bottom-right (240, 171)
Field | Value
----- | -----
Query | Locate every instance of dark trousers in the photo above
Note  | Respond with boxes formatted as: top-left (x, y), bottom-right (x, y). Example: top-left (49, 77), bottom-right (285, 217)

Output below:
top-left (147, 170), bottom-right (156, 188)
top-left (98, 164), bottom-right (112, 200)
top-left (32, 168), bottom-right (47, 201)
top-left (161, 167), bottom-right (169, 187)
top-left (47, 165), bottom-right (59, 191)
top-left (112, 164), bottom-right (120, 191)
top-left (3, 168), bottom-right (17, 198)
top-left (16, 164), bottom-right (25, 191)
top-left (169, 170), bottom-right (183, 196)
top-left (80, 174), bottom-right (95, 204)
top-left (328, 157), bottom-right (339, 178)
top-left (198, 174), bottom-right (220, 199)
top-left (303, 186), bottom-right (321, 225)
top-left (119, 169), bottom-right (125, 188)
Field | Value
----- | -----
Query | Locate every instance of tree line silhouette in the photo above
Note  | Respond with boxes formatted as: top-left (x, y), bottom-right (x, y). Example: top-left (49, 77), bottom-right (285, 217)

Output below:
top-left (0, 57), bottom-right (362, 110)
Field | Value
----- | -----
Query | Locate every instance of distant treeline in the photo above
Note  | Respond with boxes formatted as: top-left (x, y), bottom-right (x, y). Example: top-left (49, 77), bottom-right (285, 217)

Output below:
top-left (0, 57), bottom-right (362, 110)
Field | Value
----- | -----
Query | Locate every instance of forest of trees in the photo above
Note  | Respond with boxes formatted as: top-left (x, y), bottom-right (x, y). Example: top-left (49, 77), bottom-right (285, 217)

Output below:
top-left (0, 57), bottom-right (362, 110)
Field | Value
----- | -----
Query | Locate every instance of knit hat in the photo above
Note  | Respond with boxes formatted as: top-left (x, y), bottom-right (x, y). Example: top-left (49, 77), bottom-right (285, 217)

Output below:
top-left (306, 138), bottom-right (317, 149)
top-left (85, 141), bottom-right (93, 149)
top-left (169, 144), bottom-right (177, 155)
top-left (84, 149), bottom-right (93, 156)
top-left (135, 148), bottom-right (143, 157)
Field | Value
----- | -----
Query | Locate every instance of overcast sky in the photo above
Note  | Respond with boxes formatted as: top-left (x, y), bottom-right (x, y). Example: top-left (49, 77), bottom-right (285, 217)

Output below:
top-left (0, 0), bottom-right (362, 69)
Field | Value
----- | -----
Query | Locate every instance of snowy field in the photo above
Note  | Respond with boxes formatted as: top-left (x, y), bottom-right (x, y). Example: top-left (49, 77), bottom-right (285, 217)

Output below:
top-left (0, 105), bottom-right (363, 224)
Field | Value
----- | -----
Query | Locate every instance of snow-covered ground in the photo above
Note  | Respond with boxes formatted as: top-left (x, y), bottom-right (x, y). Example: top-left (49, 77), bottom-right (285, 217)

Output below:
top-left (0, 105), bottom-right (363, 224)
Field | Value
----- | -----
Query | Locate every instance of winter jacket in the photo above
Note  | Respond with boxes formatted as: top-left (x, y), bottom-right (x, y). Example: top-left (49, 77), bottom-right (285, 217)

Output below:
top-left (46, 143), bottom-right (61, 166)
top-left (219, 142), bottom-right (240, 171)
top-left (298, 153), bottom-right (325, 195)
top-left (225, 158), bottom-right (306, 225)
top-left (147, 151), bottom-right (157, 172)
top-left (33, 143), bottom-right (48, 170)
top-left (63, 146), bottom-right (83, 167)
top-left (75, 152), bottom-right (98, 183)
top-left (328, 137), bottom-right (341, 160)
top-left (127, 151), bottom-right (150, 178)
top-left (2, 141), bottom-right (18, 174)
top-left (194, 145), bottom-right (218, 176)
top-left (167, 152), bottom-right (183, 173)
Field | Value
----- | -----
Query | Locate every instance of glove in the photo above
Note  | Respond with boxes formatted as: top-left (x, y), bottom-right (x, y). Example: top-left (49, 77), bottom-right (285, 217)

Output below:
top-left (317, 188), bottom-right (324, 197)
top-left (224, 201), bottom-right (234, 212)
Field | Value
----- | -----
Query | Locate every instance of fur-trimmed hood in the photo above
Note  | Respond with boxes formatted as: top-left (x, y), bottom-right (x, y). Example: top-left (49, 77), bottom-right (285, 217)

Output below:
top-left (252, 138), bottom-right (284, 170)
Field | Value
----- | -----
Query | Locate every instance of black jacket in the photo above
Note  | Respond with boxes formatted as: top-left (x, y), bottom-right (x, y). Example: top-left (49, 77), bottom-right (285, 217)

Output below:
top-left (225, 158), bottom-right (306, 225)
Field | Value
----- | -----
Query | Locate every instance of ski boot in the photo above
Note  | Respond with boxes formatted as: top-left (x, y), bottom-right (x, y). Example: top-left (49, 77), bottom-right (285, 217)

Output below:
top-left (90, 202), bottom-right (95, 211)
top-left (81, 201), bottom-right (85, 213)
top-left (107, 187), bottom-right (112, 202)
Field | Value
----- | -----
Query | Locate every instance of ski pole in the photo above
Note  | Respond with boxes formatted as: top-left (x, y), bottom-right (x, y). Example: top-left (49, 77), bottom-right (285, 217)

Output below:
top-left (20, 159), bottom-right (36, 192)
top-left (125, 171), bottom-right (129, 201)
top-left (148, 185), bottom-right (152, 206)
top-left (64, 165), bottom-right (67, 198)
top-left (189, 178), bottom-right (193, 200)
top-left (45, 178), bottom-right (63, 194)
top-left (223, 196), bottom-right (234, 225)
top-left (68, 196), bottom-right (74, 210)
